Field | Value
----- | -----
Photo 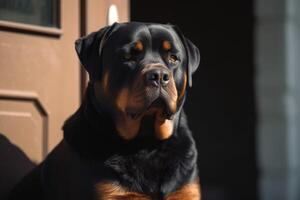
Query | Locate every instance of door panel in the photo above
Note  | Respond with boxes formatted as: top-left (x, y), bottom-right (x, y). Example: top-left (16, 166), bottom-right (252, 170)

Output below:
top-left (0, 0), bottom-right (80, 162)
top-left (0, 92), bottom-right (46, 163)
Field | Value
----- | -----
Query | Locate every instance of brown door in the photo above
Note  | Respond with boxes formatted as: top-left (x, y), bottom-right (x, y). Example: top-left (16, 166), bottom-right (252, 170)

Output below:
top-left (0, 0), bottom-right (80, 163)
top-left (0, 0), bottom-right (128, 198)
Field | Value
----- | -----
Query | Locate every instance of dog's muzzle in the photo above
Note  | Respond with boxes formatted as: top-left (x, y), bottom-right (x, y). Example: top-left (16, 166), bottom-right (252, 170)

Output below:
top-left (139, 63), bottom-right (176, 119)
top-left (145, 67), bottom-right (171, 87)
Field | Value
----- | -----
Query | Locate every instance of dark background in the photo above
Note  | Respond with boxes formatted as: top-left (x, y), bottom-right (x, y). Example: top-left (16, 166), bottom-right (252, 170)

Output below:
top-left (131, 1), bottom-right (257, 200)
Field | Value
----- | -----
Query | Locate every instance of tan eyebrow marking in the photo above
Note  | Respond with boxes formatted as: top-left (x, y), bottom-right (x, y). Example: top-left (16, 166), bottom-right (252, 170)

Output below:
top-left (134, 40), bottom-right (143, 51)
top-left (162, 40), bottom-right (172, 51)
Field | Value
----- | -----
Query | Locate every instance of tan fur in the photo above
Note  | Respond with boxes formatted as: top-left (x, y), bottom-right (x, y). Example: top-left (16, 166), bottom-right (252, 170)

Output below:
top-left (115, 88), bottom-right (141, 140)
top-left (96, 181), bottom-right (201, 200)
top-left (154, 116), bottom-right (174, 140)
top-left (116, 88), bottom-right (129, 111)
top-left (178, 73), bottom-right (187, 101)
top-left (102, 71), bottom-right (109, 95)
top-left (162, 40), bottom-right (172, 51)
top-left (165, 73), bottom-right (178, 113)
top-left (165, 181), bottom-right (201, 200)
top-left (96, 182), bottom-right (151, 200)
top-left (134, 40), bottom-right (144, 51)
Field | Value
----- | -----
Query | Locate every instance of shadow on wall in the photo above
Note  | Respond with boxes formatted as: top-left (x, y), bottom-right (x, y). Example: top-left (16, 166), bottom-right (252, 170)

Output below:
top-left (0, 133), bottom-right (36, 200)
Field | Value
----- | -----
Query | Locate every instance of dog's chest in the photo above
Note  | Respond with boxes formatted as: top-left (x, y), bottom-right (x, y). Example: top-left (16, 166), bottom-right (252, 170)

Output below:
top-left (94, 149), bottom-right (200, 200)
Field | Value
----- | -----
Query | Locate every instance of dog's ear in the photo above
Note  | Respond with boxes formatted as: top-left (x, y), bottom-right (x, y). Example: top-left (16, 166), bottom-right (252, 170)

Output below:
top-left (75, 22), bottom-right (119, 81)
top-left (170, 25), bottom-right (200, 87)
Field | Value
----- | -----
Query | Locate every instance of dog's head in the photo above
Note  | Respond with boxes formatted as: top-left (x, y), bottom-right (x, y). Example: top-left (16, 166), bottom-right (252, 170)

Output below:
top-left (75, 22), bottom-right (200, 141)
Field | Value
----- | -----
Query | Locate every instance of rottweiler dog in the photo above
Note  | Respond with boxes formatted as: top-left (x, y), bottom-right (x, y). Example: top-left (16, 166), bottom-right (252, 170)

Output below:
top-left (10, 22), bottom-right (200, 200)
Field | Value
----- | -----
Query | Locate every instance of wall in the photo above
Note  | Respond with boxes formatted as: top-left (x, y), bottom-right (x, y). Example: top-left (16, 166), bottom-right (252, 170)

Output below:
top-left (255, 0), bottom-right (300, 199)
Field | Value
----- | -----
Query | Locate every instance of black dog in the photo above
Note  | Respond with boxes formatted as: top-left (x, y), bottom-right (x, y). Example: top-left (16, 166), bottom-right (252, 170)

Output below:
top-left (10, 22), bottom-right (200, 200)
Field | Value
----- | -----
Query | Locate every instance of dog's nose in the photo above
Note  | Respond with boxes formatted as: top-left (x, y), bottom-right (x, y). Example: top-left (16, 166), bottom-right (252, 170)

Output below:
top-left (146, 69), bottom-right (170, 87)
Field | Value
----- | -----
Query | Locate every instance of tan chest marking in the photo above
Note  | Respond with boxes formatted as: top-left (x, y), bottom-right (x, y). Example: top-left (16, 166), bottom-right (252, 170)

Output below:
top-left (96, 181), bottom-right (201, 200)
top-left (96, 182), bottom-right (150, 200)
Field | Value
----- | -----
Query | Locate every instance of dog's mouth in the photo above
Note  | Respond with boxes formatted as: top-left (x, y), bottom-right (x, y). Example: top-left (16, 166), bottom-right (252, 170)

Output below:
top-left (125, 97), bottom-right (175, 121)
top-left (120, 95), bottom-right (175, 140)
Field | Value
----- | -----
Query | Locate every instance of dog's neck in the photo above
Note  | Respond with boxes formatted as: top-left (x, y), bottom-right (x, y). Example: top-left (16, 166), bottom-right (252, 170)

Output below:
top-left (63, 84), bottom-right (168, 160)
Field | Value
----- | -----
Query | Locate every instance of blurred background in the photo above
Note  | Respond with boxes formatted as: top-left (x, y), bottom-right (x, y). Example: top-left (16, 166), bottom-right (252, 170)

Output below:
top-left (0, 0), bottom-right (299, 200)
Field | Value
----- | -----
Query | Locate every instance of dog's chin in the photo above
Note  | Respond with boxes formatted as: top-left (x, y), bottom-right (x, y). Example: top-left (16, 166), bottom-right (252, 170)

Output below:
top-left (125, 97), bottom-right (175, 121)
top-left (116, 96), bottom-right (176, 140)
top-left (115, 89), bottom-right (177, 140)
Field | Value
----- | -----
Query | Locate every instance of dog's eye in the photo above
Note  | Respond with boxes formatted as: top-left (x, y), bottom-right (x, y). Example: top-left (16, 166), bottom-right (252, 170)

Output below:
top-left (168, 55), bottom-right (179, 64)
